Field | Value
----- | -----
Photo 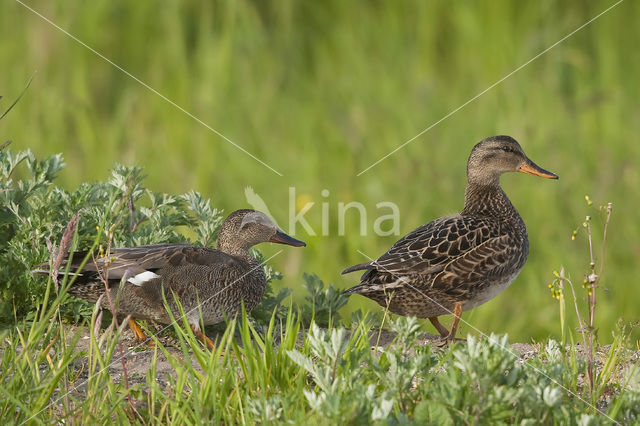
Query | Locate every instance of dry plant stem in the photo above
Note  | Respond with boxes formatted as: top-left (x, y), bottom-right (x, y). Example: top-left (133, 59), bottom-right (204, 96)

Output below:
top-left (583, 203), bottom-right (613, 395)
top-left (49, 212), bottom-right (81, 413)
top-left (596, 203), bottom-right (612, 292)
top-left (564, 276), bottom-right (587, 350)
top-left (585, 217), bottom-right (596, 392)
top-left (50, 211), bottom-right (82, 290)
top-left (7, 204), bottom-right (26, 225)
top-left (97, 228), bottom-right (133, 406)
top-left (128, 194), bottom-right (135, 232)
top-left (94, 297), bottom-right (104, 338)
top-left (131, 202), bottom-right (161, 233)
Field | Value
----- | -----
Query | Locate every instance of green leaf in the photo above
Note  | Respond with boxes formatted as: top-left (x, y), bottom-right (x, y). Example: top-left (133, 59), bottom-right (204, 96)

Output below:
top-left (414, 400), bottom-right (454, 426)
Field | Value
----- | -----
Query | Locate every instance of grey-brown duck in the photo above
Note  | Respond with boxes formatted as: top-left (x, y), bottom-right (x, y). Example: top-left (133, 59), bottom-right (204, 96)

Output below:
top-left (342, 136), bottom-right (557, 342)
top-left (36, 209), bottom-right (305, 348)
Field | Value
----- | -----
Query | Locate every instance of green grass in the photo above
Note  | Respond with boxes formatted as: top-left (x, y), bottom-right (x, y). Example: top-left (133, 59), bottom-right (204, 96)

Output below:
top-left (1, 0), bottom-right (639, 342)
top-left (1, 286), bottom-right (639, 424)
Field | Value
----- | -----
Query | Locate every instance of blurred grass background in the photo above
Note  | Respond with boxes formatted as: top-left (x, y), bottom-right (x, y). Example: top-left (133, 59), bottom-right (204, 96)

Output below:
top-left (1, 0), bottom-right (638, 342)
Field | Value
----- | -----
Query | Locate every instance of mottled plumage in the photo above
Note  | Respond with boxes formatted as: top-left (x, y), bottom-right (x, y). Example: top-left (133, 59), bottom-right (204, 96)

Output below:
top-left (342, 135), bottom-right (558, 341)
top-left (35, 209), bottom-right (305, 346)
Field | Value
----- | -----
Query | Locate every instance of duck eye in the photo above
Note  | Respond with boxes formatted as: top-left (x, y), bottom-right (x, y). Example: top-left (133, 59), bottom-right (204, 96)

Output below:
top-left (501, 146), bottom-right (511, 152)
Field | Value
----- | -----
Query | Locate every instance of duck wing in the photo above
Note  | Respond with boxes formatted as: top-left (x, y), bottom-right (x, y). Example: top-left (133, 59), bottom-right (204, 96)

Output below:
top-left (37, 244), bottom-right (238, 282)
top-left (375, 215), bottom-right (503, 274)
top-left (343, 214), bottom-right (514, 290)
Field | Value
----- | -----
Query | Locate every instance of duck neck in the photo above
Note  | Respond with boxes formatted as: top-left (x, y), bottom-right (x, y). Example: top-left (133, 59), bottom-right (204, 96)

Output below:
top-left (217, 241), bottom-right (265, 303)
top-left (217, 239), bottom-right (256, 263)
top-left (461, 182), bottom-right (519, 220)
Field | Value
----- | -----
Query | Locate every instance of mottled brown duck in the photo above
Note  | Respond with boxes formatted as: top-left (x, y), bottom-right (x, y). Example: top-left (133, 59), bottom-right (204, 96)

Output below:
top-left (342, 135), bottom-right (557, 343)
top-left (35, 209), bottom-right (305, 348)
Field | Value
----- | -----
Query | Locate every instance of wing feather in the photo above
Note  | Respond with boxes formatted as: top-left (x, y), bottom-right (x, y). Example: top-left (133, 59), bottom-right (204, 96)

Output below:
top-left (41, 244), bottom-right (238, 281)
top-left (368, 214), bottom-right (504, 276)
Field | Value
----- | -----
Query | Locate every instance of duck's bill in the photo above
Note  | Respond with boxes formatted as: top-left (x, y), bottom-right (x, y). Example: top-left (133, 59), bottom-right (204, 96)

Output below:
top-left (519, 160), bottom-right (558, 179)
top-left (270, 229), bottom-right (306, 247)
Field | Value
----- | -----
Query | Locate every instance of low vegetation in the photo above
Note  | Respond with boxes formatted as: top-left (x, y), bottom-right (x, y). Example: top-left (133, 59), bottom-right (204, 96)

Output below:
top-left (1, 145), bottom-right (638, 423)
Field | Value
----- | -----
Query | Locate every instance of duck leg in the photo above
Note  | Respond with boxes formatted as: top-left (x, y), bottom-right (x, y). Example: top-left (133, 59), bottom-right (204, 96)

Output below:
top-left (445, 302), bottom-right (463, 341)
top-left (191, 325), bottom-right (216, 350)
top-left (428, 317), bottom-right (450, 337)
top-left (128, 318), bottom-right (152, 344)
top-left (436, 302), bottom-right (464, 346)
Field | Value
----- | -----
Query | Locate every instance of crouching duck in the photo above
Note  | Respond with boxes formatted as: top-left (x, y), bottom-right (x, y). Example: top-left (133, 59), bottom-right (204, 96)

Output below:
top-left (342, 136), bottom-right (558, 343)
top-left (35, 209), bottom-right (305, 348)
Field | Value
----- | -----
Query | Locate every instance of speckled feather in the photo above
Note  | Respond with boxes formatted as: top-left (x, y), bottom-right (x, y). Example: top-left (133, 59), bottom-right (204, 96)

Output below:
top-left (343, 188), bottom-right (528, 317)
top-left (62, 244), bottom-right (265, 326)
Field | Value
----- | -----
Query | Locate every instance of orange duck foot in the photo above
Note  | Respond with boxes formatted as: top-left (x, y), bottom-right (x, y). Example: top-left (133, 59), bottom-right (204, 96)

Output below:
top-left (191, 326), bottom-right (216, 351)
top-left (435, 302), bottom-right (465, 346)
top-left (128, 318), bottom-right (155, 346)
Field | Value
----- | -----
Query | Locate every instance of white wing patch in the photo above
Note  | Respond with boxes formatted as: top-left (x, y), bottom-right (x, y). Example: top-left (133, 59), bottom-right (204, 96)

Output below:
top-left (127, 271), bottom-right (160, 286)
top-left (361, 277), bottom-right (408, 293)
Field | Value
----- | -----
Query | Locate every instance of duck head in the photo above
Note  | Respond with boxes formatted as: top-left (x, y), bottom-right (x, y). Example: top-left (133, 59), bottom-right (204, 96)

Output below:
top-left (466, 135), bottom-right (558, 186)
top-left (217, 209), bottom-right (306, 252)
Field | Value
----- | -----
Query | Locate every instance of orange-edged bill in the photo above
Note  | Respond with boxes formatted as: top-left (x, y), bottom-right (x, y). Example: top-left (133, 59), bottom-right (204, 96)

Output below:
top-left (518, 160), bottom-right (558, 179)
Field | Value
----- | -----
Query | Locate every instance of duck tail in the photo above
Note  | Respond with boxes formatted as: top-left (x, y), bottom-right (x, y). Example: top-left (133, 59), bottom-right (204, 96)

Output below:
top-left (341, 262), bottom-right (372, 275)
top-left (341, 284), bottom-right (362, 295)
top-left (31, 250), bottom-right (94, 277)
top-left (32, 268), bottom-right (84, 278)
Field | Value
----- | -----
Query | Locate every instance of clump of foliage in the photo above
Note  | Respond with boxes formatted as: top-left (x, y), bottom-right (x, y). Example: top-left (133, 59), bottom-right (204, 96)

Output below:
top-left (251, 272), bottom-right (349, 331)
top-left (284, 318), bottom-right (638, 424)
top-left (300, 272), bottom-right (348, 327)
top-left (0, 145), bottom-right (296, 326)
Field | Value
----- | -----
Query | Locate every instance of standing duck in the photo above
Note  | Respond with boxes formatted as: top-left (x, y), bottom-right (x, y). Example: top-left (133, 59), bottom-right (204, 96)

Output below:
top-left (36, 209), bottom-right (305, 348)
top-left (342, 136), bottom-right (557, 342)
